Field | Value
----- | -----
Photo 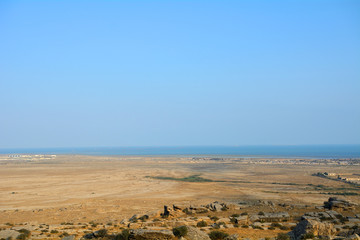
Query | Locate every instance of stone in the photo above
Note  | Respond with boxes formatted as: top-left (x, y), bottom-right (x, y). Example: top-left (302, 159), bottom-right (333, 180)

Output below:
top-left (61, 235), bottom-right (76, 240)
top-left (129, 229), bottom-right (175, 240)
top-left (129, 214), bottom-right (139, 222)
top-left (180, 226), bottom-right (211, 240)
top-left (0, 230), bottom-right (21, 239)
top-left (289, 218), bottom-right (336, 240)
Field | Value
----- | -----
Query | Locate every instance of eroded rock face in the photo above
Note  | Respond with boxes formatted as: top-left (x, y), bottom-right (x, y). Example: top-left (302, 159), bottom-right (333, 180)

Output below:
top-left (129, 229), bottom-right (175, 240)
top-left (0, 230), bottom-right (21, 239)
top-left (180, 226), bottom-right (211, 240)
top-left (289, 218), bottom-right (336, 240)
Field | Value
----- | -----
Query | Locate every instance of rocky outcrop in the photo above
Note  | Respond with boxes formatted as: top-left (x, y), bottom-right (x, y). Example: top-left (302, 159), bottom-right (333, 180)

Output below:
top-left (129, 229), bottom-right (175, 240)
top-left (178, 226), bottom-right (211, 240)
top-left (289, 218), bottom-right (336, 240)
top-left (324, 197), bottom-right (356, 210)
top-left (0, 230), bottom-right (21, 239)
top-left (61, 236), bottom-right (76, 240)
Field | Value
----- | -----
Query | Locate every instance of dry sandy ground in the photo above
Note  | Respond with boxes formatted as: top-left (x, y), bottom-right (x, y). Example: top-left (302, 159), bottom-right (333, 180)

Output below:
top-left (0, 155), bottom-right (359, 225)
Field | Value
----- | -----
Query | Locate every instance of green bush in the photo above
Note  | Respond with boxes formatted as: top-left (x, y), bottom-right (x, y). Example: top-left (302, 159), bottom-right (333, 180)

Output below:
top-left (197, 220), bottom-right (208, 227)
top-left (280, 225), bottom-right (289, 230)
top-left (301, 233), bottom-right (315, 239)
top-left (241, 212), bottom-right (248, 216)
top-left (208, 231), bottom-right (229, 240)
top-left (17, 229), bottom-right (30, 238)
top-left (96, 229), bottom-right (107, 238)
top-left (173, 226), bottom-right (188, 237)
top-left (114, 229), bottom-right (130, 240)
top-left (231, 214), bottom-right (240, 218)
top-left (271, 223), bottom-right (282, 228)
top-left (276, 233), bottom-right (290, 240)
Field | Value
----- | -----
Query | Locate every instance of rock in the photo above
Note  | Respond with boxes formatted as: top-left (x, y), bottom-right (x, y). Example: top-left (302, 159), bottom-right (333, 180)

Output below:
top-left (129, 229), bottom-right (175, 240)
top-left (234, 216), bottom-right (248, 224)
top-left (180, 226), bottom-right (211, 240)
top-left (163, 205), bottom-right (171, 217)
top-left (324, 197), bottom-right (356, 210)
top-left (346, 234), bottom-right (360, 240)
top-left (0, 230), bottom-right (21, 239)
top-left (289, 218), bottom-right (336, 240)
top-left (129, 214), bottom-right (139, 222)
top-left (207, 202), bottom-right (223, 211)
top-left (61, 235), bottom-right (76, 240)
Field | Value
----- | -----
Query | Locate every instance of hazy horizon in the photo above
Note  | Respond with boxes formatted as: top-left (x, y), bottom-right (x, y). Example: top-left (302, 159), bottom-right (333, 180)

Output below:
top-left (1, 1), bottom-right (359, 148)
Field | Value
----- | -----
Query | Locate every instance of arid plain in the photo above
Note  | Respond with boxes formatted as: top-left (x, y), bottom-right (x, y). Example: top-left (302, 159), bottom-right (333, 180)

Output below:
top-left (1, 154), bottom-right (359, 226)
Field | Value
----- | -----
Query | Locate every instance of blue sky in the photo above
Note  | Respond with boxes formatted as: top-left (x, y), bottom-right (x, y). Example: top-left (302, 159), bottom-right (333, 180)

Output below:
top-left (0, 0), bottom-right (359, 148)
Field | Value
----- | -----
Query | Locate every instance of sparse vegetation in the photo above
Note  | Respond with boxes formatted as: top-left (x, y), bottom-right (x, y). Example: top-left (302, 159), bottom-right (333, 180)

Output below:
top-left (276, 233), bottom-right (290, 240)
top-left (114, 229), bottom-right (130, 240)
top-left (208, 230), bottom-right (229, 240)
top-left (173, 226), bottom-right (188, 237)
top-left (147, 175), bottom-right (215, 182)
top-left (196, 220), bottom-right (208, 227)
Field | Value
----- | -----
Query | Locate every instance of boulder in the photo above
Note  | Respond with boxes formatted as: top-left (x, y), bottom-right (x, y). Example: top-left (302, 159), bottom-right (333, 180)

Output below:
top-left (207, 202), bottom-right (223, 211)
top-left (61, 236), bottom-right (76, 240)
top-left (129, 214), bottom-right (139, 222)
top-left (289, 218), bottom-right (336, 240)
top-left (0, 230), bottom-right (21, 239)
top-left (324, 197), bottom-right (355, 210)
top-left (129, 229), bottom-right (175, 240)
top-left (179, 226), bottom-right (211, 240)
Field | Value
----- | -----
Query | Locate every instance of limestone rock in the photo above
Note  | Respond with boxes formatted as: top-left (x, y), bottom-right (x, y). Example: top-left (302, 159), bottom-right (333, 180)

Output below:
top-left (129, 229), bottom-right (175, 240)
top-left (0, 230), bottom-right (21, 240)
top-left (61, 235), bottom-right (76, 240)
top-left (180, 226), bottom-right (211, 240)
top-left (289, 218), bottom-right (336, 240)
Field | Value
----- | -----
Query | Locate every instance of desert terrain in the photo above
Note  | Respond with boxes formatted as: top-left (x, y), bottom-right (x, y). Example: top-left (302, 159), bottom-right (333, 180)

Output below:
top-left (0, 155), bottom-right (359, 239)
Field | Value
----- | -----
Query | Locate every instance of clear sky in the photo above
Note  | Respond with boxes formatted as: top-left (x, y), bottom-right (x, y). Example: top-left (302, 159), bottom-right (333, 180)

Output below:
top-left (0, 0), bottom-right (359, 148)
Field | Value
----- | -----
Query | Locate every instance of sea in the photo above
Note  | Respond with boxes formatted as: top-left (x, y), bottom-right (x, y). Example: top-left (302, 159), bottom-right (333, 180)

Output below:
top-left (0, 145), bottom-right (359, 159)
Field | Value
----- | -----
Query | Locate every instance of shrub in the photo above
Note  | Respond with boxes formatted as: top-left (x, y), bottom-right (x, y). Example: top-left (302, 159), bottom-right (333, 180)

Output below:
top-left (280, 225), bottom-right (289, 230)
top-left (252, 225), bottom-right (264, 230)
top-left (271, 223), bottom-right (282, 228)
top-left (258, 211), bottom-right (265, 216)
top-left (210, 216), bottom-right (219, 222)
top-left (139, 215), bottom-right (149, 222)
top-left (96, 229), bottom-right (107, 238)
top-left (230, 218), bottom-right (236, 224)
top-left (60, 232), bottom-right (69, 238)
top-left (240, 212), bottom-right (248, 216)
top-left (301, 233), bottom-right (315, 239)
top-left (17, 229), bottom-right (30, 238)
top-left (50, 230), bottom-right (59, 234)
top-left (197, 220), bottom-right (208, 227)
top-left (114, 229), bottom-right (130, 240)
top-left (231, 214), bottom-right (240, 218)
top-left (241, 225), bottom-right (249, 228)
top-left (208, 231), bottom-right (229, 240)
top-left (173, 226), bottom-right (188, 237)
top-left (276, 233), bottom-right (290, 240)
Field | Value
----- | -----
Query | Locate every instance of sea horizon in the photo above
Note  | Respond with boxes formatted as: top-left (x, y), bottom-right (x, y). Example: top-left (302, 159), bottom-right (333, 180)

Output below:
top-left (0, 144), bottom-right (359, 159)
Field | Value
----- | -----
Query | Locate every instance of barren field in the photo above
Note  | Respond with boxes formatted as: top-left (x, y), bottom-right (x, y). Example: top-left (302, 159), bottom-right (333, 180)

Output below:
top-left (0, 155), bottom-right (359, 225)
